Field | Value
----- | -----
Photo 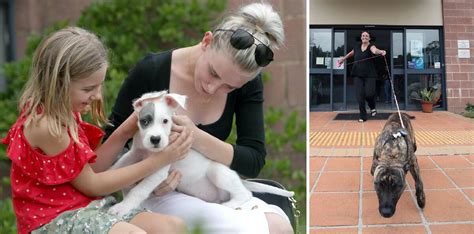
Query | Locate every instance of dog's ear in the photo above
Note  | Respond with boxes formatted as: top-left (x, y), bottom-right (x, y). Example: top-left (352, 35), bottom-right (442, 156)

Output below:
top-left (133, 91), bottom-right (168, 111)
top-left (373, 165), bottom-right (384, 181)
top-left (165, 93), bottom-right (187, 110)
top-left (133, 98), bottom-right (144, 111)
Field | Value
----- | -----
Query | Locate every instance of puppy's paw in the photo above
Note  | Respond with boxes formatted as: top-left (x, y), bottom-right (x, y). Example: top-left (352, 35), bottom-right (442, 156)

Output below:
top-left (416, 191), bottom-right (425, 208)
top-left (108, 202), bottom-right (134, 218)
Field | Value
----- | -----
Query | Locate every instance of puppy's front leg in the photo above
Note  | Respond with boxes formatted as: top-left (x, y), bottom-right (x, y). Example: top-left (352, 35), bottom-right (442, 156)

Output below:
top-left (108, 166), bottom-right (170, 217)
top-left (409, 157), bottom-right (425, 209)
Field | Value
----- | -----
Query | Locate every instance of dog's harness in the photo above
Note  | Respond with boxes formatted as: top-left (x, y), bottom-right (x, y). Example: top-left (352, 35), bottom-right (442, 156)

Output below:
top-left (379, 127), bottom-right (412, 173)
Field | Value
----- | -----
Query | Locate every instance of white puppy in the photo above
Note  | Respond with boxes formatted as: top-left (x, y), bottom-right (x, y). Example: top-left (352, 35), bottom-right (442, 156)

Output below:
top-left (108, 91), bottom-right (294, 217)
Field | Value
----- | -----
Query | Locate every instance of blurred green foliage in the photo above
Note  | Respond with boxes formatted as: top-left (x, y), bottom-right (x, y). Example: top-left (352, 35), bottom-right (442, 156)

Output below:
top-left (0, 0), bottom-right (306, 233)
top-left (464, 103), bottom-right (474, 118)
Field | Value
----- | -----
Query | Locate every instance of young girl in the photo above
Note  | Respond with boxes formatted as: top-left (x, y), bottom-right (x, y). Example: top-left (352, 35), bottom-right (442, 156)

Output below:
top-left (2, 27), bottom-right (192, 234)
top-left (104, 2), bottom-right (293, 233)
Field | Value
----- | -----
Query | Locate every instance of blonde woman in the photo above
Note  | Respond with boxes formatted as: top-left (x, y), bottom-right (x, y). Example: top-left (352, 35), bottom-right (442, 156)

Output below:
top-left (3, 27), bottom-right (189, 234)
top-left (105, 2), bottom-right (293, 233)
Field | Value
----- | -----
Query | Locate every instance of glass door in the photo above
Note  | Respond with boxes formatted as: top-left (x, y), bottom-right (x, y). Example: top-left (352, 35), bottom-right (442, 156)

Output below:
top-left (309, 29), bottom-right (332, 111)
top-left (309, 28), bottom-right (346, 111)
top-left (390, 31), bottom-right (406, 109)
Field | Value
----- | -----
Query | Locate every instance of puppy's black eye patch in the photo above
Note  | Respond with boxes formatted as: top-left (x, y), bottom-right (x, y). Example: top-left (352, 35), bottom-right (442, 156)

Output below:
top-left (140, 115), bottom-right (153, 126)
top-left (163, 119), bottom-right (168, 124)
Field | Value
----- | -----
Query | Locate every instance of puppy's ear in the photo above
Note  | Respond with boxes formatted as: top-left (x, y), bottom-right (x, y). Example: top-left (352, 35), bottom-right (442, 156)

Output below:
top-left (133, 91), bottom-right (168, 111)
top-left (133, 98), bottom-right (144, 111)
top-left (165, 93), bottom-right (187, 110)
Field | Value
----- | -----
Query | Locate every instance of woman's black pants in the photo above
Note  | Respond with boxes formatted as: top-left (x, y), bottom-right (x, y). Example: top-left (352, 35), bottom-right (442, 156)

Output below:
top-left (354, 76), bottom-right (376, 120)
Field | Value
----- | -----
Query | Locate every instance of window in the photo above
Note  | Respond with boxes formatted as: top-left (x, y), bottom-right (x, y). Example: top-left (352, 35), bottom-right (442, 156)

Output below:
top-left (406, 29), bottom-right (441, 70)
top-left (0, 0), bottom-right (13, 92)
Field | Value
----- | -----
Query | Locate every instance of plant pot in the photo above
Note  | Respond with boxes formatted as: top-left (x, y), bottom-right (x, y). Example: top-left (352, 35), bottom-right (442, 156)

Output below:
top-left (421, 101), bottom-right (433, 113)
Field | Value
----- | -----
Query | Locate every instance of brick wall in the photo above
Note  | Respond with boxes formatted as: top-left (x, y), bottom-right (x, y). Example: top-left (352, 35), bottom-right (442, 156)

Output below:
top-left (443, 0), bottom-right (474, 113)
top-left (228, 0), bottom-right (306, 113)
top-left (14, 0), bottom-right (92, 59)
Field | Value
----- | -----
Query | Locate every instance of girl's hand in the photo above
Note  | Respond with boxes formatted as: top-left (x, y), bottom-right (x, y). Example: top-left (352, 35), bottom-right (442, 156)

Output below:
top-left (153, 126), bottom-right (193, 164)
top-left (117, 112), bottom-right (139, 140)
top-left (380, 50), bottom-right (387, 56)
top-left (153, 170), bottom-right (182, 196)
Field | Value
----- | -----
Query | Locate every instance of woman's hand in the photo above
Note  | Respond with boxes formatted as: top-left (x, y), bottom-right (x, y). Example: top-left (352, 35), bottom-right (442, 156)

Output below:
top-left (336, 57), bottom-right (345, 67)
top-left (153, 170), bottom-right (182, 196)
top-left (117, 112), bottom-right (139, 140)
top-left (172, 115), bottom-right (198, 133)
top-left (172, 115), bottom-right (198, 146)
top-left (379, 50), bottom-right (387, 56)
top-left (152, 126), bottom-right (193, 165)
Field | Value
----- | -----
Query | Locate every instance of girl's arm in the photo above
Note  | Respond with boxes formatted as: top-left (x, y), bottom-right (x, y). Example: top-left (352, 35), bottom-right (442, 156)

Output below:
top-left (91, 113), bottom-right (139, 172)
top-left (25, 117), bottom-right (193, 197)
top-left (71, 134), bottom-right (190, 197)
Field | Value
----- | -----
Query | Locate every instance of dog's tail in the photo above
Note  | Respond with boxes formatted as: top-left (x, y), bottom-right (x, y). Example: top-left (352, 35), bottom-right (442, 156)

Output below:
top-left (242, 180), bottom-right (294, 197)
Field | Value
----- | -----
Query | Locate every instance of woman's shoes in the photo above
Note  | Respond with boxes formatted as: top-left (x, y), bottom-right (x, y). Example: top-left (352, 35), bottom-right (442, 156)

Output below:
top-left (370, 109), bottom-right (377, 117)
top-left (358, 118), bottom-right (365, 123)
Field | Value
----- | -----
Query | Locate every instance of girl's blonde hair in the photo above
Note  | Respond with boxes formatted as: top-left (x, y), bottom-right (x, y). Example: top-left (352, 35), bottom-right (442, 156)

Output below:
top-left (211, 2), bottom-right (285, 74)
top-left (19, 26), bottom-right (108, 143)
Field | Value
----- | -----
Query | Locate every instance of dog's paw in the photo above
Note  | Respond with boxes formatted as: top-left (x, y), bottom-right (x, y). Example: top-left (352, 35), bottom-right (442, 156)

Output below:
top-left (416, 191), bottom-right (425, 208)
top-left (108, 202), bottom-right (134, 218)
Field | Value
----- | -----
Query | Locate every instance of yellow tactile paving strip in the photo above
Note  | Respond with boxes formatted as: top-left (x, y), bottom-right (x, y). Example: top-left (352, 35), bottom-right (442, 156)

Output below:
top-left (310, 131), bottom-right (474, 147)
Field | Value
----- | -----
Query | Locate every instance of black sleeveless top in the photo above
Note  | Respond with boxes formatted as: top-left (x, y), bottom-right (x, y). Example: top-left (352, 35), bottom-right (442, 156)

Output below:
top-left (351, 43), bottom-right (377, 78)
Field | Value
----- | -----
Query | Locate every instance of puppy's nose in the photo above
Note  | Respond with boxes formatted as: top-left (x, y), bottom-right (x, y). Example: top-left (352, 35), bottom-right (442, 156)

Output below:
top-left (380, 207), bottom-right (395, 218)
top-left (150, 136), bottom-right (161, 145)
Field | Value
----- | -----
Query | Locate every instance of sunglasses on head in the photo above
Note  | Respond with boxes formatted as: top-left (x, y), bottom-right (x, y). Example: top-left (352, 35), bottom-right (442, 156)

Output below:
top-left (214, 28), bottom-right (274, 67)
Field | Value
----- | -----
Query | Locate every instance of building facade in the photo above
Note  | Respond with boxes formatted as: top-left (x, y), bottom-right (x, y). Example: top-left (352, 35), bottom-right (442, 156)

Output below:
top-left (309, 0), bottom-right (473, 113)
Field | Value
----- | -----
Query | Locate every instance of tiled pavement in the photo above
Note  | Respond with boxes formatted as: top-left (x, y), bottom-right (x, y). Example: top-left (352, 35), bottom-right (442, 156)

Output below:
top-left (309, 111), bottom-right (473, 233)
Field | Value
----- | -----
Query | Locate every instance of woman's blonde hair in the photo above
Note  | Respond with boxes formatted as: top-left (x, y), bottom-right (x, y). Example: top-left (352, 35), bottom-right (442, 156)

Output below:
top-left (19, 26), bottom-right (108, 143)
top-left (211, 2), bottom-right (285, 74)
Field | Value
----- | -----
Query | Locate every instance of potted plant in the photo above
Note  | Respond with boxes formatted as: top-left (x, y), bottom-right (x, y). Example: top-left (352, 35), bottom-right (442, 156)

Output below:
top-left (419, 88), bottom-right (435, 113)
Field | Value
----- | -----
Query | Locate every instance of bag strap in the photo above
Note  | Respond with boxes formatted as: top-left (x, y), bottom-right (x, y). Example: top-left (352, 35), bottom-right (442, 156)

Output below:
top-left (246, 178), bottom-right (301, 233)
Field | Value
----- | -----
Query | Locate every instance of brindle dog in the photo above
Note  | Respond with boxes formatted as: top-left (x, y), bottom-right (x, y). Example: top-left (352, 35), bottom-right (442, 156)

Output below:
top-left (371, 113), bottom-right (425, 218)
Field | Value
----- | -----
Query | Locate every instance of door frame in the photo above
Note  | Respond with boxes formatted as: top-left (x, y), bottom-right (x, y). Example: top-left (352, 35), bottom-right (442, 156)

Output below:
top-left (309, 25), bottom-right (446, 112)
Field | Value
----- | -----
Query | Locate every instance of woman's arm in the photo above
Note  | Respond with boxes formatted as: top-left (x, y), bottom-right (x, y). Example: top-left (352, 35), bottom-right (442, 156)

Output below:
top-left (370, 45), bottom-right (386, 56)
top-left (229, 76), bottom-right (266, 178)
top-left (337, 49), bottom-right (354, 64)
top-left (171, 118), bottom-right (234, 166)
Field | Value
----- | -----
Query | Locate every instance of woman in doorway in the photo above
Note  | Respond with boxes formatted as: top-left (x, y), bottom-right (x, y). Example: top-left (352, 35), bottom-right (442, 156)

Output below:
top-left (338, 31), bottom-right (386, 122)
top-left (103, 2), bottom-right (293, 233)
